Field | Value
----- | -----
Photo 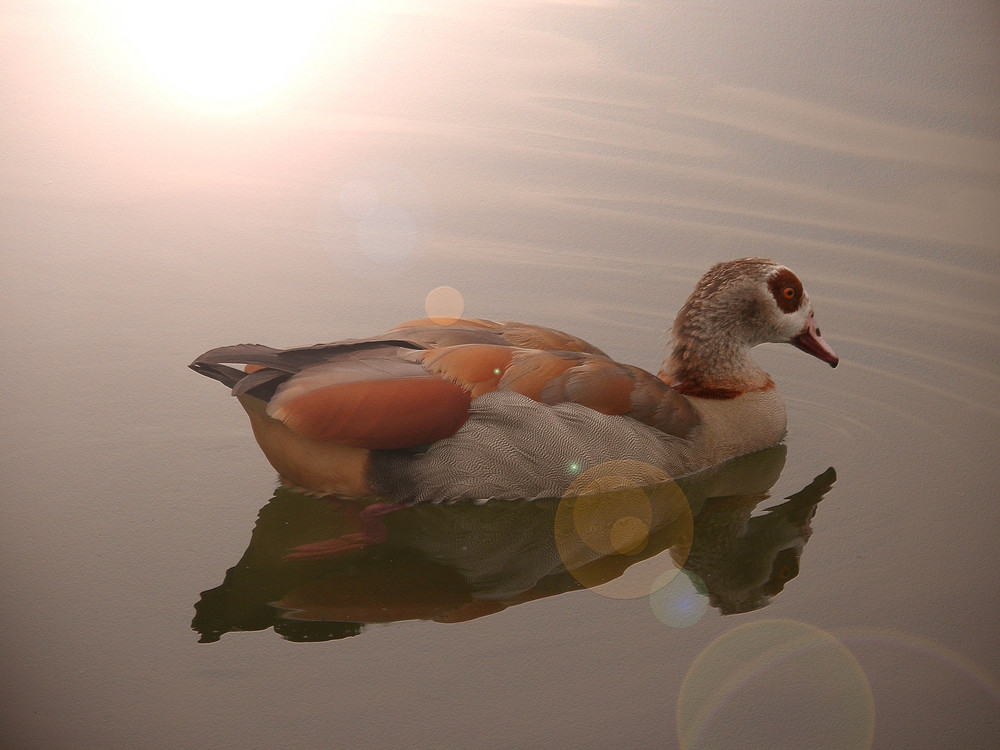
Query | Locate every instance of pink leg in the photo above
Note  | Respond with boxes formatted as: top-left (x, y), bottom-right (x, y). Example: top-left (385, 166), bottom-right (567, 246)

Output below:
top-left (284, 502), bottom-right (404, 561)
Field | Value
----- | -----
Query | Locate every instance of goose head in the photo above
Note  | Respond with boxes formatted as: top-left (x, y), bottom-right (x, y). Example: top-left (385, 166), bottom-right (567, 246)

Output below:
top-left (663, 258), bottom-right (838, 397)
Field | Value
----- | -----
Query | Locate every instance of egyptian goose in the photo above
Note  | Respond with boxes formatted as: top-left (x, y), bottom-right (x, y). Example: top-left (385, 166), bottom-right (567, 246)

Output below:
top-left (191, 258), bottom-right (838, 503)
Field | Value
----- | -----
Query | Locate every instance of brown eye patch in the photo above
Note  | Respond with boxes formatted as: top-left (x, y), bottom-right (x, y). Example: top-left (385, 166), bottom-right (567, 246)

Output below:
top-left (768, 268), bottom-right (804, 313)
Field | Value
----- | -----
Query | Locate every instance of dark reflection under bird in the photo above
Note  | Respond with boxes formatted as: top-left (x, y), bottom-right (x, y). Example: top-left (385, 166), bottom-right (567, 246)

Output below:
top-left (193, 446), bottom-right (835, 642)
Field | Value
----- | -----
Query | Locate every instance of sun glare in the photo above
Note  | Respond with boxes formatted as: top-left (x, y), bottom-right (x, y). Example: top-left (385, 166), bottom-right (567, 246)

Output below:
top-left (110, 1), bottom-right (364, 114)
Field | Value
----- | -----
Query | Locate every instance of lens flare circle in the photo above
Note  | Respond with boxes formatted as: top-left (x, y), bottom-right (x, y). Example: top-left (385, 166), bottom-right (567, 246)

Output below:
top-left (425, 286), bottom-right (465, 325)
top-left (834, 626), bottom-right (1000, 710)
top-left (608, 515), bottom-right (650, 556)
top-left (318, 164), bottom-right (433, 277)
top-left (554, 460), bottom-right (693, 599)
top-left (357, 205), bottom-right (418, 266)
top-left (677, 619), bottom-right (875, 750)
top-left (650, 570), bottom-right (708, 628)
top-left (339, 180), bottom-right (379, 219)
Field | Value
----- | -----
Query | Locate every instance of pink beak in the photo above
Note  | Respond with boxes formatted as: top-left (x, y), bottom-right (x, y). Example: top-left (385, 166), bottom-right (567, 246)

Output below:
top-left (792, 311), bottom-right (839, 367)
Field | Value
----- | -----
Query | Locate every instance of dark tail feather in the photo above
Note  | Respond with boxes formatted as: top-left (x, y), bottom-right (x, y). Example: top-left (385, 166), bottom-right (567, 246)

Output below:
top-left (193, 340), bottom-right (423, 372)
top-left (232, 368), bottom-right (287, 396)
top-left (189, 361), bottom-right (249, 390)
top-left (190, 338), bottom-right (427, 399)
top-left (190, 344), bottom-right (295, 400)
top-left (191, 344), bottom-right (298, 372)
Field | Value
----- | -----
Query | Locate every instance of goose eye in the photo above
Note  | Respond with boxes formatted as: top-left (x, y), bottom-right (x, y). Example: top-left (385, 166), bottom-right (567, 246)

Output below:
top-left (782, 287), bottom-right (796, 300)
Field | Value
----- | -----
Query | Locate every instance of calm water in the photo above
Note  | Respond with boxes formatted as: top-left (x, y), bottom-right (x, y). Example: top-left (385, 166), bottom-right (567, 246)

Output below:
top-left (3, 2), bottom-right (999, 748)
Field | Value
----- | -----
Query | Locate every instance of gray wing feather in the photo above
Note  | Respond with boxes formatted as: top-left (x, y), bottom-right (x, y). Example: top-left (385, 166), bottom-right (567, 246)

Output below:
top-left (371, 391), bottom-right (696, 503)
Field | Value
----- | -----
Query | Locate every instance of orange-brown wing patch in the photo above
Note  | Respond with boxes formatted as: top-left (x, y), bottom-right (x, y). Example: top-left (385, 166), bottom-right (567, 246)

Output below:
top-left (381, 319), bottom-right (510, 349)
top-left (620, 366), bottom-right (700, 438)
top-left (388, 317), bottom-right (499, 333)
top-left (414, 344), bottom-right (514, 397)
top-left (537, 358), bottom-right (701, 438)
top-left (383, 318), bottom-right (607, 355)
top-left (497, 322), bottom-right (607, 355)
top-left (271, 377), bottom-right (471, 449)
top-left (539, 359), bottom-right (636, 415)
top-left (497, 350), bottom-right (584, 400)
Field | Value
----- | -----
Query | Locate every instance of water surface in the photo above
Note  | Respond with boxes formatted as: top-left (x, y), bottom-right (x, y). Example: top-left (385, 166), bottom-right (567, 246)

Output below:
top-left (2, 2), bottom-right (998, 748)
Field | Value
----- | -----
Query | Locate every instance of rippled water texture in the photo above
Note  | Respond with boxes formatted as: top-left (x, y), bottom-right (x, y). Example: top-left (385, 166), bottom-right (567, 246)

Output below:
top-left (2, 2), bottom-right (998, 748)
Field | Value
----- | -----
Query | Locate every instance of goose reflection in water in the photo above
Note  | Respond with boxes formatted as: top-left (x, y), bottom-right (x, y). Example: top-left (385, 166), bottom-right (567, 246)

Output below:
top-left (193, 446), bottom-right (835, 643)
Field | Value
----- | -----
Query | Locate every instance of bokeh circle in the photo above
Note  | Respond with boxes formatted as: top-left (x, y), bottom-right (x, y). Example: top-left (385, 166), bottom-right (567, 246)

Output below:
top-left (424, 286), bottom-right (465, 325)
top-left (677, 619), bottom-right (875, 749)
top-left (553, 460), bottom-right (693, 599)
